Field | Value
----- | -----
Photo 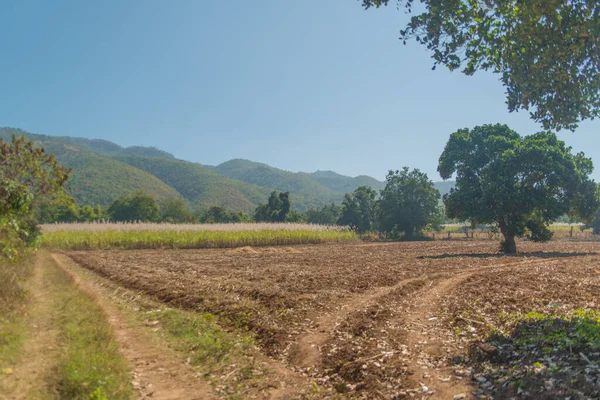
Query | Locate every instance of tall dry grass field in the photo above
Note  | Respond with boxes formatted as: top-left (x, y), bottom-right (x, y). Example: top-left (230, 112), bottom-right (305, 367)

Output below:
top-left (41, 222), bottom-right (358, 250)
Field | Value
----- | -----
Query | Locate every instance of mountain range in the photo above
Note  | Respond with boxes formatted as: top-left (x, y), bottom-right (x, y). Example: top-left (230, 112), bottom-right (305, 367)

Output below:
top-left (0, 127), bottom-right (453, 212)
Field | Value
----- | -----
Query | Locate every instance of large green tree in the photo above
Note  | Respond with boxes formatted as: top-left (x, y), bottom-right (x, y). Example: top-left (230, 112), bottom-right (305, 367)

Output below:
top-left (108, 191), bottom-right (160, 222)
top-left (378, 167), bottom-right (442, 238)
top-left (0, 136), bottom-right (71, 258)
top-left (438, 124), bottom-right (600, 253)
top-left (159, 198), bottom-right (194, 223)
top-left (338, 186), bottom-right (378, 233)
top-left (362, 0), bottom-right (600, 131)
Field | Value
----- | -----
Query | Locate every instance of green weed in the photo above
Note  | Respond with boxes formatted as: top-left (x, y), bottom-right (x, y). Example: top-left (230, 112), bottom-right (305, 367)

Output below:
top-left (509, 309), bottom-right (600, 352)
top-left (145, 308), bottom-right (253, 367)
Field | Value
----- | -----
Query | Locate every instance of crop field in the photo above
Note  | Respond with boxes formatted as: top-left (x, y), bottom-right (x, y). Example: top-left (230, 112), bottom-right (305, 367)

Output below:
top-left (41, 222), bottom-right (357, 250)
top-left (66, 240), bottom-right (600, 399)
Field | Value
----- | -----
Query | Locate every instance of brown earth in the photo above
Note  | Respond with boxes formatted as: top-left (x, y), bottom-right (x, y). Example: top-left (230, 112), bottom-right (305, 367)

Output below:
top-left (67, 240), bottom-right (600, 399)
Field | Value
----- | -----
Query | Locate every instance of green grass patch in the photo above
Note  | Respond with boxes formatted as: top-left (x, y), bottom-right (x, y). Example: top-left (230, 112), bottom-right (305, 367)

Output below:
top-left (42, 229), bottom-right (357, 250)
top-left (0, 256), bottom-right (33, 369)
top-left (48, 261), bottom-right (132, 400)
top-left (140, 305), bottom-right (260, 398)
top-left (146, 308), bottom-right (253, 367)
top-left (0, 321), bottom-right (26, 370)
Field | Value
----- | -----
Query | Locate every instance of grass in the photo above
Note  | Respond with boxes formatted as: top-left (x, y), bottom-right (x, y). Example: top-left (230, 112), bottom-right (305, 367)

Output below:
top-left (41, 222), bottom-right (357, 250)
top-left (1, 254), bottom-right (132, 399)
top-left (0, 256), bottom-right (33, 371)
top-left (47, 258), bottom-right (132, 400)
top-left (145, 309), bottom-right (253, 366)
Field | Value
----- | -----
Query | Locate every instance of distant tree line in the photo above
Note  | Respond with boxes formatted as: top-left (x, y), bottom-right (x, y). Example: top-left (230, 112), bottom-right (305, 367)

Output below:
top-left (38, 192), bottom-right (253, 224)
top-left (31, 124), bottom-right (600, 255)
top-left (35, 167), bottom-right (443, 241)
top-left (5, 121), bottom-right (600, 260)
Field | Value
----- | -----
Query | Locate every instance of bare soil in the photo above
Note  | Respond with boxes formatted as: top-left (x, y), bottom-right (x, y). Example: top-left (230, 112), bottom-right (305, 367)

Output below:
top-left (67, 240), bottom-right (600, 399)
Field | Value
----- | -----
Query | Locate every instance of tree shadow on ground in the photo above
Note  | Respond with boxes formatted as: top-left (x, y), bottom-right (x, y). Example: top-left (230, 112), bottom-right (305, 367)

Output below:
top-left (419, 251), bottom-right (597, 259)
top-left (458, 313), bottom-right (600, 399)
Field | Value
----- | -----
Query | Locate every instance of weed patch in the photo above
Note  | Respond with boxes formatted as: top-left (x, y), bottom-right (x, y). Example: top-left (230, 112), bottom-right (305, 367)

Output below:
top-left (471, 309), bottom-right (600, 398)
top-left (139, 305), bottom-right (264, 397)
top-left (147, 308), bottom-right (253, 366)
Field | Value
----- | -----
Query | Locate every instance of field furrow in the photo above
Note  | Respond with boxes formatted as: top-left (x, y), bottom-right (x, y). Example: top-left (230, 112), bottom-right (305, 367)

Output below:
top-left (65, 240), bottom-right (600, 399)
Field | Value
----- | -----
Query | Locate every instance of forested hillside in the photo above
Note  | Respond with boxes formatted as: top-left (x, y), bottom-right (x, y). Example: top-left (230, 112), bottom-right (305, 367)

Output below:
top-left (0, 128), bottom-right (181, 205)
top-left (0, 127), bottom-right (452, 212)
top-left (113, 155), bottom-right (275, 212)
top-left (307, 170), bottom-right (385, 193)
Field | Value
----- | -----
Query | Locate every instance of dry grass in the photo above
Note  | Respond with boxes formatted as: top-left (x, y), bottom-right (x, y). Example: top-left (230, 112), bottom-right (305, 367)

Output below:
top-left (41, 222), bottom-right (358, 251)
top-left (41, 222), bottom-right (348, 233)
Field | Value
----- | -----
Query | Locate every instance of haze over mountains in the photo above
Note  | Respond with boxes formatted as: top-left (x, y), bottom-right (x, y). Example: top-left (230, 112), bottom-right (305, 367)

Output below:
top-left (0, 127), bottom-right (452, 212)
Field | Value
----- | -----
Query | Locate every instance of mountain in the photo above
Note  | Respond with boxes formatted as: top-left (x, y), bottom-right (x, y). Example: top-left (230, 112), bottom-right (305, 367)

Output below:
top-left (434, 181), bottom-right (455, 197)
top-left (1, 127), bottom-right (453, 212)
top-left (113, 155), bottom-right (275, 213)
top-left (0, 128), bottom-right (181, 205)
top-left (307, 170), bottom-right (385, 193)
top-left (213, 159), bottom-right (345, 209)
top-left (0, 127), bottom-right (175, 158)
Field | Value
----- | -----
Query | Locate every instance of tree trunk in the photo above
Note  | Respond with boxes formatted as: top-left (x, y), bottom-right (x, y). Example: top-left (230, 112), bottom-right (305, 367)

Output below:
top-left (498, 216), bottom-right (517, 254)
top-left (502, 233), bottom-right (517, 254)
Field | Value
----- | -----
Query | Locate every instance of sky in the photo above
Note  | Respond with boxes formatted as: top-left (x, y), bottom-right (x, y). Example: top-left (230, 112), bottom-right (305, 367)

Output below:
top-left (1, 0), bottom-right (599, 182)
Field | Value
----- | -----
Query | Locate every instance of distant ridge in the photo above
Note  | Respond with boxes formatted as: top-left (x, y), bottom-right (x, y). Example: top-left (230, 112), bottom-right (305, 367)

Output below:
top-left (0, 127), bottom-right (453, 211)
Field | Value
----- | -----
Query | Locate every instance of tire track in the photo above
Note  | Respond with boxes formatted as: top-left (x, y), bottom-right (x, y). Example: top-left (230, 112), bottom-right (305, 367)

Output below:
top-left (51, 253), bottom-right (220, 400)
top-left (287, 257), bottom-right (562, 373)
top-left (397, 258), bottom-right (562, 399)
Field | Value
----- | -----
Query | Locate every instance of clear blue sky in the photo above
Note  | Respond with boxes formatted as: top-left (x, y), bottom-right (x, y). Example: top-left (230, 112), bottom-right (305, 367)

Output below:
top-left (1, 0), bottom-right (598, 181)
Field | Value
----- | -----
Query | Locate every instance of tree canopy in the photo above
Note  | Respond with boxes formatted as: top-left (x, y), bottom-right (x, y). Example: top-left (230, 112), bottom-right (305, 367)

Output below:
top-left (0, 136), bottom-right (71, 258)
top-left (159, 198), bottom-right (194, 223)
top-left (338, 186), bottom-right (378, 233)
top-left (305, 203), bottom-right (342, 225)
top-left (378, 167), bottom-right (442, 238)
top-left (438, 124), bottom-right (600, 253)
top-left (362, 0), bottom-right (600, 131)
top-left (108, 191), bottom-right (160, 222)
top-left (199, 206), bottom-right (251, 224)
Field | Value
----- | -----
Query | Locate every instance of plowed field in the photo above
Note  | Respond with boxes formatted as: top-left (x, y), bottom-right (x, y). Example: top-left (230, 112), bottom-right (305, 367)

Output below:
top-left (68, 240), bottom-right (600, 399)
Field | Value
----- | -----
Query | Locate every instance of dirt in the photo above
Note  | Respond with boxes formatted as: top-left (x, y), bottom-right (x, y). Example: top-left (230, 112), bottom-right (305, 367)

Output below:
top-left (66, 240), bottom-right (600, 399)
top-left (51, 254), bottom-right (220, 400)
top-left (229, 246), bottom-right (302, 255)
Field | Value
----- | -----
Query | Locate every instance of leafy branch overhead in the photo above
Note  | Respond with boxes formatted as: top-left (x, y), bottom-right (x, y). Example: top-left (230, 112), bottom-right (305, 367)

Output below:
top-left (362, 0), bottom-right (600, 131)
